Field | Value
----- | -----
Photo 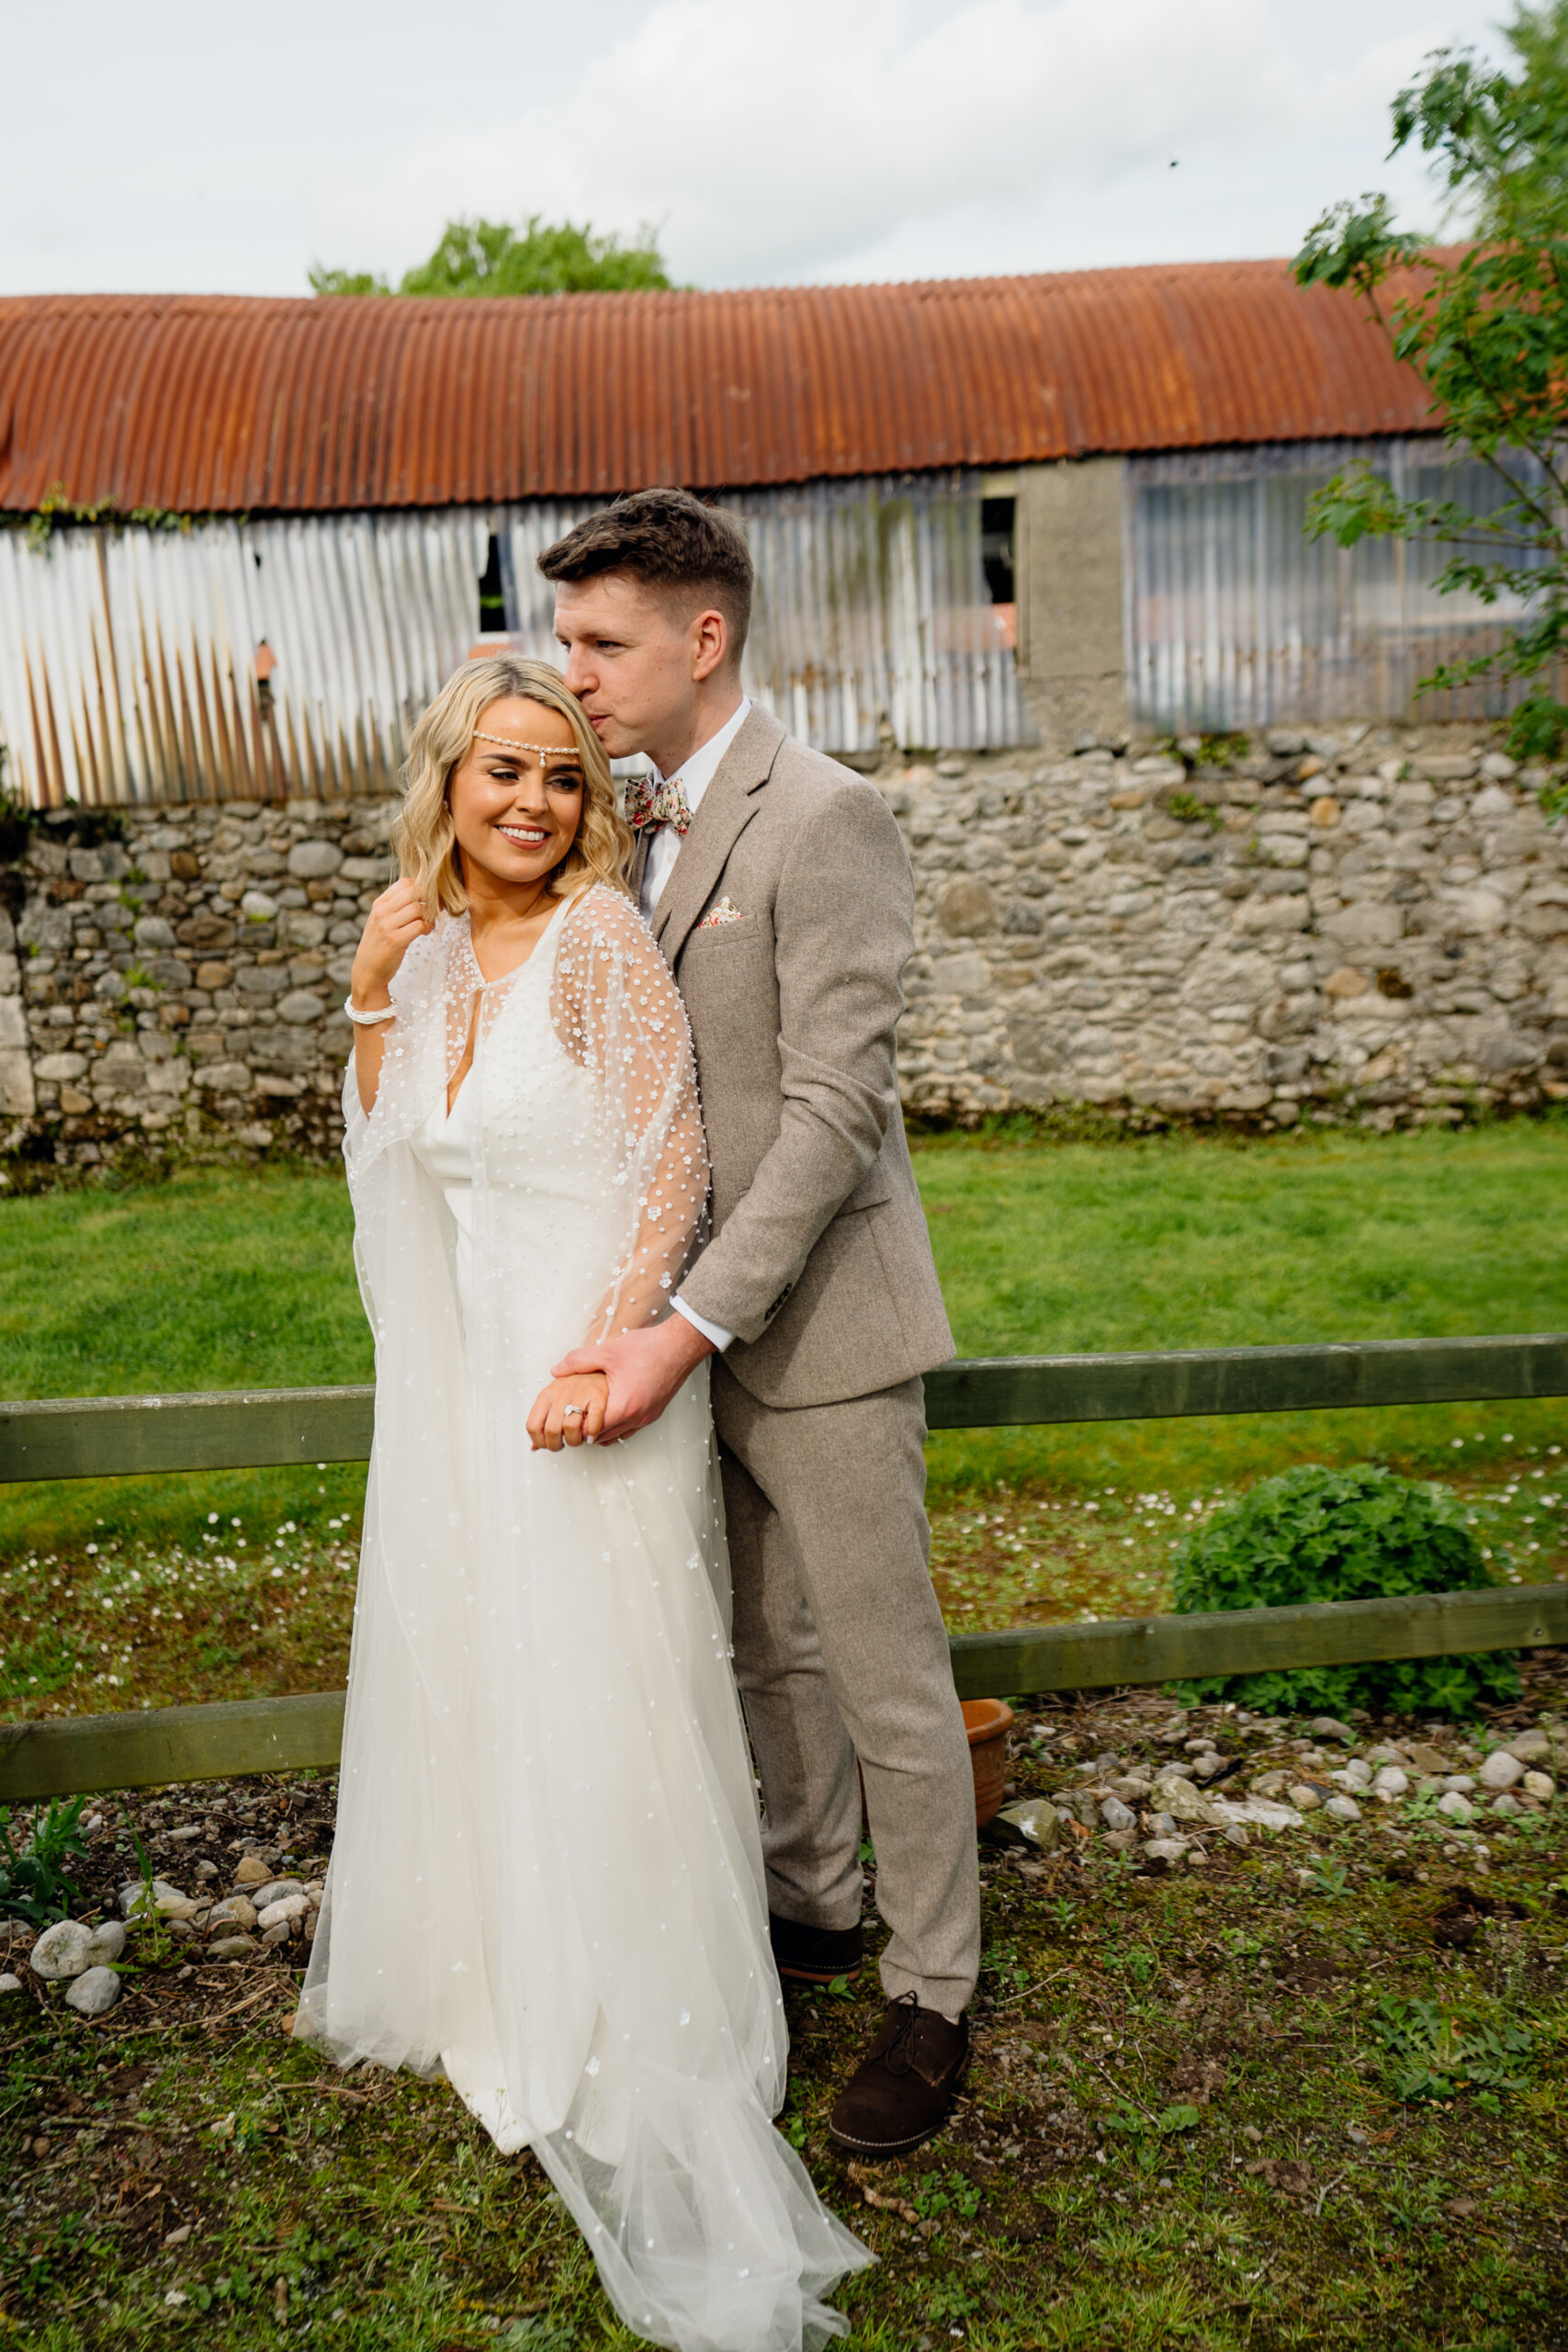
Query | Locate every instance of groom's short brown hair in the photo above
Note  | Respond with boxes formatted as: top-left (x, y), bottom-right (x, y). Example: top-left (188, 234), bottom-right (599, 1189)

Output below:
top-left (538, 488), bottom-right (753, 662)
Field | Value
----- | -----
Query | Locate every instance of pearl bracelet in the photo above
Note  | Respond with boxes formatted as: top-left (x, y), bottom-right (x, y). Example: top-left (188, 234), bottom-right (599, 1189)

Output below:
top-left (344, 997), bottom-right (397, 1026)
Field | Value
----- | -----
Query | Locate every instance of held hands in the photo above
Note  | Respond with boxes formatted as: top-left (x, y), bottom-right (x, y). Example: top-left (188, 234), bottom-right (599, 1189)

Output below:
top-left (526, 1372), bottom-right (610, 1451)
top-left (351, 878), bottom-right (434, 1006)
top-left (551, 1317), bottom-right (715, 1446)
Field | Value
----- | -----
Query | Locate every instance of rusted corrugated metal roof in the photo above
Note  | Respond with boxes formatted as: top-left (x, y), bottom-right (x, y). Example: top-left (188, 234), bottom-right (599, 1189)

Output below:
top-left (0, 260), bottom-right (1439, 516)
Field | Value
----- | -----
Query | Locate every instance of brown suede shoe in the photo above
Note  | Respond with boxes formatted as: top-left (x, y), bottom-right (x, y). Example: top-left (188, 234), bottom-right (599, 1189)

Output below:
top-left (827, 1993), bottom-right (969, 2155)
top-left (769, 1911), bottom-right (864, 1986)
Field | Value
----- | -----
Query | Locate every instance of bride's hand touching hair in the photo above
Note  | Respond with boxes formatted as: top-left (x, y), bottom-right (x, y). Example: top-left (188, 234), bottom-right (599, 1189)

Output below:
top-left (353, 877), bottom-right (434, 1001)
top-left (349, 879), bottom-right (434, 1113)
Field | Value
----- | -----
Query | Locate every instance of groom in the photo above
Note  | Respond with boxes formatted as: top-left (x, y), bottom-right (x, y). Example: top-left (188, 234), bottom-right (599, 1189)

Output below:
top-left (544, 489), bottom-right (979, 2156)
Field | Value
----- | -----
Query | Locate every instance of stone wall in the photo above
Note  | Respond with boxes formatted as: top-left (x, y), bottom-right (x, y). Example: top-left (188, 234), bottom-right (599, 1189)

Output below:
top-left (892, 721), bottom-right (1568, 1126)
top-left (3, 716), bottom-right (1566, 1183)
top-left (0, 800), bottom-right (394, 1175)
top-left (893, 715), bottom-right (1568, 1128)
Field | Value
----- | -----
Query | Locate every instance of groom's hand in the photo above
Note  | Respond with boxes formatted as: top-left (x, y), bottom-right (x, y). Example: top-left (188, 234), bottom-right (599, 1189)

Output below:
top-left (553, 1316), bottom-right (715, 1444)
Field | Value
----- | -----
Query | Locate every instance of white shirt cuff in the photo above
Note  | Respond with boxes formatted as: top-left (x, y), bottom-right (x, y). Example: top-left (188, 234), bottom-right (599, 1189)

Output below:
top-left (672, 1295), bottom-right (734, 1352)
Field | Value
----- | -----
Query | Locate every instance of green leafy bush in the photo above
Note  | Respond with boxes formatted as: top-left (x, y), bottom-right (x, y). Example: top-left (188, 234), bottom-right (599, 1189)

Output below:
top-left (1171, 1463), bottom-right (1518, 1717)
top-left (0, 1794), bottom-right (88, 1924)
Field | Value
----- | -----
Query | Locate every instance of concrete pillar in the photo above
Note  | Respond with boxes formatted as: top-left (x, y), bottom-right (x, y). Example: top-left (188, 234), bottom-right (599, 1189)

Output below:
top-left (1015, 457), bottom-right (1130, 752)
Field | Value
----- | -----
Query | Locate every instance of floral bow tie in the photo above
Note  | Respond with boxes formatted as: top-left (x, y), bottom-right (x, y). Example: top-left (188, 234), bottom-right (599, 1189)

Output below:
top-left (625, 774), bottom-right (693, 836)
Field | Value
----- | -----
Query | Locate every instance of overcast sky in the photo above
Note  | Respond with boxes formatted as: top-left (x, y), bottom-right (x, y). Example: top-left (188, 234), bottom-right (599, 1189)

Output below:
top-left (1, 0), bottom-right (1513, 297)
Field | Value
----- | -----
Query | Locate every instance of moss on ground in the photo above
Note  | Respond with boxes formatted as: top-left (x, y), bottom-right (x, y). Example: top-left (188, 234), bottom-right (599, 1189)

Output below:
top-left (5, 1668), bottom-right (1566, 2349)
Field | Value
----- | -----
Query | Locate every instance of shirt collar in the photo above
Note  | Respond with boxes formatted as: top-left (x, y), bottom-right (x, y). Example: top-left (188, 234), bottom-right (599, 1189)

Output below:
top-left (653, 697), bottom-right (751, 808)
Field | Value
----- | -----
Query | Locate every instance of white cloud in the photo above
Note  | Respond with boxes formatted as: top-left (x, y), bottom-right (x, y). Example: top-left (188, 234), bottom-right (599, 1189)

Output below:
top-left (336, 0), bottom-right (1500, 287)
top-left (0, 0), bottom-right (1516, 294)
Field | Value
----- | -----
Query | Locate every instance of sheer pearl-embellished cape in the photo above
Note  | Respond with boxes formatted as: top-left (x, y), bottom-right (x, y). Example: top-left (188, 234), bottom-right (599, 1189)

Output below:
top-left (295, 883), bottom-right (870, 2351)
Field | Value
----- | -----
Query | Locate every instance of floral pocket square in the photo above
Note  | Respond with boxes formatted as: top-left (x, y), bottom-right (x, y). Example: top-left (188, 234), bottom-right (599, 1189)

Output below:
top-left (697, 898), bottom-right (745, 929)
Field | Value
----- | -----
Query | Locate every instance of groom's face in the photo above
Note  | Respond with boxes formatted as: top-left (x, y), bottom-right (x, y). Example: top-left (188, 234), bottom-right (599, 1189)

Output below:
top-left (554, 571), bottom-right (724, 764)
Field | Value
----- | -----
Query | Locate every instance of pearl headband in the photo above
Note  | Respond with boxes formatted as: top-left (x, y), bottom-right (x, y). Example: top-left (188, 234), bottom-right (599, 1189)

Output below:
top-left (472, 729), bottom-right (581, 763)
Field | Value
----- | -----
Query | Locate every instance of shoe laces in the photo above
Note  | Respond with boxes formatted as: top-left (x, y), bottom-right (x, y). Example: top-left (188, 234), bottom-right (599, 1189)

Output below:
top-left (882, 1990), bottom-right (922, 2077)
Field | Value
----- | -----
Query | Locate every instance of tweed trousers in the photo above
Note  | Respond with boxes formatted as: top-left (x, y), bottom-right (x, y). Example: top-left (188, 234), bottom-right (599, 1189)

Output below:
top-left (712, 1363), bottom-right (981, 2023)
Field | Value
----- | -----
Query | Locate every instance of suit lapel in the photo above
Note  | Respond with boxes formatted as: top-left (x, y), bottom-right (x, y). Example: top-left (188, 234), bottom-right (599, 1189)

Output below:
top-left (651, 706), bottom-right (784, 966)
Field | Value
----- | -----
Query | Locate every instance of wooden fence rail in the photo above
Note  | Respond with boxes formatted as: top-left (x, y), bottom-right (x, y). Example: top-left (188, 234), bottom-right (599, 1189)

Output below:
top-left (3, 1332), bottom-right (1566, 1804)
top-left (5, 1335), bottom-right (1568, 1484)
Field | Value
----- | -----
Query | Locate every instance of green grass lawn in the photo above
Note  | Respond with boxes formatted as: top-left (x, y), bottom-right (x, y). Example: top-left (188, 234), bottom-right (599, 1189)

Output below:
top-left (2, 1126), bottom-right (1566, 1713)
top-left (0, 1170), bottom-right (371, 1559)
top-left (4, 1140), bottom-right (1567, 2343)
top-left (918, 1120), bottom-right (1568, 1498)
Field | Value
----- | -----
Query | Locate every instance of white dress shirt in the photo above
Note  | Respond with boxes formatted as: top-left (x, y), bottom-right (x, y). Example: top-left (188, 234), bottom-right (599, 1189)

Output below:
top-left (638, 697), bottom-right (751, 917)
top-left (638, 698), bottom-right (751, 1356)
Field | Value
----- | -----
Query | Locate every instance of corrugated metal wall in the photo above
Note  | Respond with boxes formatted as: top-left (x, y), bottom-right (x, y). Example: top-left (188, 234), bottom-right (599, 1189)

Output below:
top-left (0, 510), bottom-right (488, 807)
top-left (0, 474), bottom-right (1031, 806)
top-left (500, 471), bottom-right (1033, 756)
top-left (1127, 435), bottom-right (1553, 730)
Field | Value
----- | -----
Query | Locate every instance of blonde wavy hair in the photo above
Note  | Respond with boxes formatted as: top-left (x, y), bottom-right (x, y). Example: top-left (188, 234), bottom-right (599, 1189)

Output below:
top-left (394, 655), bottom-right (632, 917)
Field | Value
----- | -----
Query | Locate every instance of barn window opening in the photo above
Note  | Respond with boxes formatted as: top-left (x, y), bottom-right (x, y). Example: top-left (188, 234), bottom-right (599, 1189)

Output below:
top-left (981, 498), bottom-right (1015, 604)
top-left (478, 534), bottom-right (508, 633)
top-left (981, 495), bottom-right (1017, 653)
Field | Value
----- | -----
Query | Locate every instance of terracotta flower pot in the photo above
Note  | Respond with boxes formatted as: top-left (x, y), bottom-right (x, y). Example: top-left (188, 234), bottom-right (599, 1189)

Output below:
top-left (963, 1698), bottom-right (1014, 1826)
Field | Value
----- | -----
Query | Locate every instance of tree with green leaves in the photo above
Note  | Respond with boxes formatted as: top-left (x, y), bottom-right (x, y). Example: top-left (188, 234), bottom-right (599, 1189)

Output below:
top-left (1293, 2), bottom-right (1568, 804)
top-left (310, 213), bottom-right (671, 300)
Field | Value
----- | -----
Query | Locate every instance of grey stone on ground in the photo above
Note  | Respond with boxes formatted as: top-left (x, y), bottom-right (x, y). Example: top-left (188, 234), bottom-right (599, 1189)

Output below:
top-left (1444, 1774), bottom-right (1476, 1793)
top-left (259, 1922), bottom-right (293, 1948)
top-left (1145, 1811), bottom-right (1178, 1838)
top-left (257, 1894), bottom-right (310, 1929)
top-left (119, 1877), bottom-right (197, 1918)
top-left (1192, 1753), bottom-right (1227, 1780)
top-left (1491, 1792), bottom-right (1522, 1817)
top-left (1103, 1828), bottom-right (1140, 1856)
top-left (206, 1895), bottom-right (258, 1932)
top-left (0, 1973), bottom-right (22, 1995)
top-left (1153, 1775), bottom-right (1216, 1826)
top-left (29, 1918), bottom-right (126, 1981)
top-left (1437, 1791), bottom-right (1475, 1824)
top-left (992, 1799), bottom-right (1061, 1850)
top-left (28, 1921), bottom-right (95, 1981)
top-left (208, 1935), bottom-right (257, 1962)
top-left (65, 1966), bottom-right (121, 2018)
top-left (250, 1879), bottom-right (304, 1912)
top-left (1142, 1838), bottom-right (1190, 1865)
top-left (1503, 1729), bottom-right (1554, 1763)
top-left (1479, 1751), bottom-right (1524, 1792)
top-left (1371, 1767), bottom-right (1409, 1801)
top-left (1523, 1771), bottom-right (1555, 1801)
top-left (1309, 1718), bottom-right (1355, 1743)
top-left (1288, 1784), bottom-right (1323, 1812)
top-left (1325, 1794), bottom-right (1362, 1823)
top-left (1099, 1796), bottom-right (1137, 1833)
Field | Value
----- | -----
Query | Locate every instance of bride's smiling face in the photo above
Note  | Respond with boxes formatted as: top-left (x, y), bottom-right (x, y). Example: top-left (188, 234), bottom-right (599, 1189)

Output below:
top-left (446, 696), bottom-right (586, 895)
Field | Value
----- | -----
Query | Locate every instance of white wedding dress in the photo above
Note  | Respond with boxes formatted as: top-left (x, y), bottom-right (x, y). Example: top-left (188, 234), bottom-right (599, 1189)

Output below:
top-left (296, 883), bottom-right (870, 2352)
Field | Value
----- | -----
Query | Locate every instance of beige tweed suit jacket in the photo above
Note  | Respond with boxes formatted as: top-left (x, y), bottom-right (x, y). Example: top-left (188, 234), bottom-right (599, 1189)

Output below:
top-left (644, 704), bottom-right (954, 1410)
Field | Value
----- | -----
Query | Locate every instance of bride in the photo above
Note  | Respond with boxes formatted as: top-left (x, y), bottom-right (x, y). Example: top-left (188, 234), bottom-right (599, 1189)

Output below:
top-left (295, 654), bottom-right (870, 2351)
